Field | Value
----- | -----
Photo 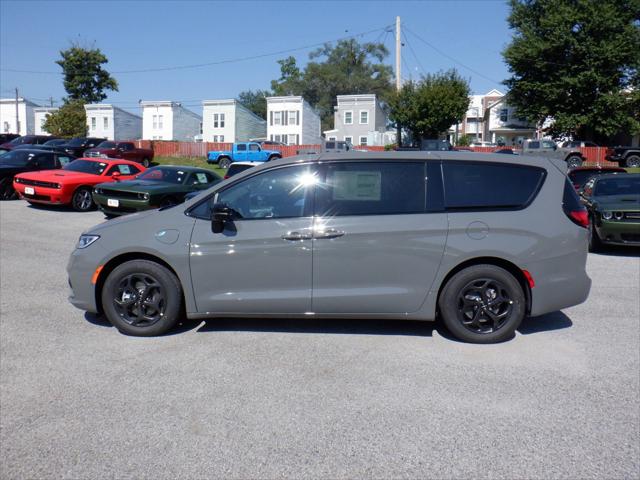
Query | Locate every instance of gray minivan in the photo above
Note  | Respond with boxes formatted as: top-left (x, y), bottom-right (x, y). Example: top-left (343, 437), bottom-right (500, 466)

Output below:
top-left (67, 152), bottom-right (591, 343)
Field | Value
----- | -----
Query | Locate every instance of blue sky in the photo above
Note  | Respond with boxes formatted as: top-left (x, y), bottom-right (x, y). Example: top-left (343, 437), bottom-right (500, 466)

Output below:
top-left (0, 0), bottom-right (512, 114)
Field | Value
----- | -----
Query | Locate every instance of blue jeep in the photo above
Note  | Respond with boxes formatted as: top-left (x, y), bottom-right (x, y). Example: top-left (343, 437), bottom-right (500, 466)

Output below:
top-left (207, 142), bottom-right (282, 169)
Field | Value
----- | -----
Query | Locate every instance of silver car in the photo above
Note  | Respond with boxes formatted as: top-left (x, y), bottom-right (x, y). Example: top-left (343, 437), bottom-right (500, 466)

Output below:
top-left (67, 152), bottom-right (591, 343)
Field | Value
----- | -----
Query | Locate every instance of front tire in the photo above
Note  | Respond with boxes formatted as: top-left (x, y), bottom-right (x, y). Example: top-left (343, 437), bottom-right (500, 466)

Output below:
top-left (71, 187), bottom-right (95, 212)
top-left (625, 155), bottom-right (640, 168)
top-left (101, 260), bottom-right (183, 336)
top-left (0, 179), bottom-right (18, 200)
top-left (141, 158), bottom-right (151, 168)
top-left (438, 265), bottom-right (526, 343)
top-left (218, 157), bottom-right (231, 169)
top-left (566, 155), bottom-right (583, 168)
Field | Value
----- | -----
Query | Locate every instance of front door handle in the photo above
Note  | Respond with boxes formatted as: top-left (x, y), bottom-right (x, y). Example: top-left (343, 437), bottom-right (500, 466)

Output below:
top-left (314, 228), bottom-right (345, 239)
top-left (281, 231), bottom-right (312, 241)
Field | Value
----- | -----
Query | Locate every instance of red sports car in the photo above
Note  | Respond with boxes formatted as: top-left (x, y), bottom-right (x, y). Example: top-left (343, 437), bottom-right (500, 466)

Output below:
top-left (13, 158), bottom-right (145, 211)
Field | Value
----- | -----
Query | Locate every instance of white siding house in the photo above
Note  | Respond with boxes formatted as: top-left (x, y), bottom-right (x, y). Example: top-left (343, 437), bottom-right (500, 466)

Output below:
top-left (483, 97), bottom-right (536, 147)
top-left (267, 96), bottom-right (321, 145)
top-left (34, 107), bottom-right (58, 135)
top-left (0, 97), bottom-right (39, 135)
top-left (141, 101), bottom-right (202, 141)
top-left (202, 99), bottom-right (266, 143)
top-left (323, 94), bottom-right (390, 146)
top-left (84, 104), bottom-right (142, 141)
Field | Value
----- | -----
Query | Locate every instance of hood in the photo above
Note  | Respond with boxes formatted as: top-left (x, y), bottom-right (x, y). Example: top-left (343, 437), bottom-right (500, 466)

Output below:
top-left (19, 169), bottom-right (98, 180)
top-left (98, 180), bottom-right (175, 191)
top-left (85, 208), bottom-right (159, 234)
top-left (594, 194), bottom-right (640, 210)
top-left (0, 164), bottom-right (26, 176)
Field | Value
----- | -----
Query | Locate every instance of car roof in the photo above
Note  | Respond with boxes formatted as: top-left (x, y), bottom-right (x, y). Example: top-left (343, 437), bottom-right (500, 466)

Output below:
top-left (74, 157), bottom-right (140, 166)
top-left (570, 166), bottom-right (625, 171)
top-left (259, 150), bottom-right (558, 170)
top-left (148, 164), bottom-right (210, 172)
top-left (592, 173), bottom-right (640, 181)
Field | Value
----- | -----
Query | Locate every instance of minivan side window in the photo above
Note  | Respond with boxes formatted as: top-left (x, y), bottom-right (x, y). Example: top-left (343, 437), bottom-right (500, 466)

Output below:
top-left (200, 165), bottom-right (316, 219)
top-left (443, 161), bottom-right (546, 210)
top-left (316, 162), bottom-right (426, 217)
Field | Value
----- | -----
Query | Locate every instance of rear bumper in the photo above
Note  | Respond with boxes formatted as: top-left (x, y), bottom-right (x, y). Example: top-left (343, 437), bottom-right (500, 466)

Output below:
top-left (605, 154), bottom-right (623, 163)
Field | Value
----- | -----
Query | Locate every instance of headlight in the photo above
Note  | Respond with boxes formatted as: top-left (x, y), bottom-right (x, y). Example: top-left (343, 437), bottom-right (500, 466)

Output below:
top-left (76, 234), bottom-right (100, 249)
top-left (138, 192), bottom-right (149, 200)
top-left (601, 211), bottom-right (613, 220)
top-left (14, 177), bottom-right (21, 183)
top-left (94, 187), bottom-right (102, 194)
top-left (614, 211), bottom-right (624, 220)
top-left (54, 183), bottom-right (61, 189)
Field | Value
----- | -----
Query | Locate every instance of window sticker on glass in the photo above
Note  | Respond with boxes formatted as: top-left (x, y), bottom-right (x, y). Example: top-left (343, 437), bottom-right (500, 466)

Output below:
top-left (333, 171), bottom-right (382, 201)
top-left (119, 165), bottom-right (131, 174)
top-left (195, 173), bottom-right (208, 184)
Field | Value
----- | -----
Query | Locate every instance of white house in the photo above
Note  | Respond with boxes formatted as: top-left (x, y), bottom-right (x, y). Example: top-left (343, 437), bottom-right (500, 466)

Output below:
top-left (448, 89), bottom-right (504, 143)
top-left (141, 101), bottom-right (202, 141)
top-left (84, 104), bottom-right (142, 141)
top-left (34, 107), bottom-right (58, 135)
top-left (267, 96), bottom-right (321, 145)
top-left (0, 97), bottom-right (39, 135)
top-left (483, 97), bottom-right (537, 146)
top-left (202, 99), bottom-right (266, 143)
top-left (323, 94), bottom-right (391, 146)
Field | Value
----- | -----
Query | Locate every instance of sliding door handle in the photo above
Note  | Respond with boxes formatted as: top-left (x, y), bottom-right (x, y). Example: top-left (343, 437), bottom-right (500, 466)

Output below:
top-left (314, 228), bottom-right (345, 239)
top-left (281, 231), bottom-right (312, 241)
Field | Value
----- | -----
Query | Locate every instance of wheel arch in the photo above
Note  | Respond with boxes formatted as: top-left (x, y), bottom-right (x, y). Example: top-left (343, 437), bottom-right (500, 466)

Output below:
top-left (94, 252), bottom-right (186, 314)
top-left (436, 256), bottom-right (532, 316)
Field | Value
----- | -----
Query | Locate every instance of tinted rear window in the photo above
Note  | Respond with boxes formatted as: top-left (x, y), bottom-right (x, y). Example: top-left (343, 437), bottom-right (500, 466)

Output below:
top-left (443, 161), bottom-right (546, 210)
top-left (227, 164), bottom-right (255, 176)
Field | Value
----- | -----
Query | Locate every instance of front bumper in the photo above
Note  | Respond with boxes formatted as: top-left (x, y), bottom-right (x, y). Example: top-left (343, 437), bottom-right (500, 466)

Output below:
top-left (605, 154), bottom-right (623, 163)
top-left (15, 184), bottom-right (70, 205)
top-left (596, 218), bottom-right (640, 245)
top-left (93, 193), bottom-right (152, 216)
top-left (67, 246), bottom-right (103, 313)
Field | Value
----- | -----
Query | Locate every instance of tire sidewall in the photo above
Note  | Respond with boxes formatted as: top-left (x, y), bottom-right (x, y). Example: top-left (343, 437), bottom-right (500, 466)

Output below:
top-left (439, 265), bottom-right (525, 343)
top-left (72, 187), bottom-right (94, 212)
top-left (101, 260), bottom-right (183, 336)
top-left (625, 155), bottom-right (640, 168)
top-left (142, 158), bottom-right (151, 168)
top-left (218, 157), bottom-right (231, 169)
top-left (566, 156), bottom-right (582, 168)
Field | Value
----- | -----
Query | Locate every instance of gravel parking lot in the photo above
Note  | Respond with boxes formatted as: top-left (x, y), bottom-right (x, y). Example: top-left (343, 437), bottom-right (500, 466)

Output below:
top-left (1, 200), bottom-right (639, 479)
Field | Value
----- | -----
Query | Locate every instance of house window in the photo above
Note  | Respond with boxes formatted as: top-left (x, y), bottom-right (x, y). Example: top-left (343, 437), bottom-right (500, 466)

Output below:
top-left (359, 111), bottom-right (368, 124)
top-left (288, 134), bottom-right (299, 145)
top-left (213, 114), bottom-right (219, 128)
top-left (359, 136), bottom-right (368, 146)
top-left (103, 117), bottom-right (109, 129)
top-left (157, 115), bottom-right (163, 129)
top-left (40, 117), bottom-right (46, 127)
top-left (288, 111), bottom-right (297, 125)
top-left (3, 121), bottom-right (8, 133)
top-left (273, 111), bottom-right (282, 126)
top-left (344, 111), bottom-right (353, 124)
top-left (344, 136), bottom-right (353, 144)
top-left (91, 117), bottom-right (96, 130)
top-left (219, 135), bottom-right (224, 142)
top-left (199, 122), bottom-right (203, 134)
top-left (499, 108), bottom-right (508, 122)
top-left (328, 136), bottom-right (337, 141)
top-left (152, 115), bottom-right (157, 129)
top-left (219, 113), bottom-right (225, 128)
top-left (213, 135), bottom-right (224, 142)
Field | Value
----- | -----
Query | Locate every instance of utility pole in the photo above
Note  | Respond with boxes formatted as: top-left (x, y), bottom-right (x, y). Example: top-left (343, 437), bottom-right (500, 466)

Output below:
top-left (48, 96), bottom-right (54, 108)
top-left (395, 16), bottom-right (402, 147)
top-left (15, 88), bottom-right (20, 135)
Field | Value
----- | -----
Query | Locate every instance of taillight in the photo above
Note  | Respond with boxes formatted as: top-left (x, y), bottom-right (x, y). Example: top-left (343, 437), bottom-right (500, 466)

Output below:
top-left (562, 178), bottom-right (589, 228)
top-left (224, 175), bottom-right (229, 179)
top-left (567, 209), bottom-right (589, 228)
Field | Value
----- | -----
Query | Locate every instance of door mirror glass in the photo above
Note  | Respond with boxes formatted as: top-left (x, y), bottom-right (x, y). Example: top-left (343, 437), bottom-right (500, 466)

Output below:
top-left (112, 171), bottom-right (121, 179)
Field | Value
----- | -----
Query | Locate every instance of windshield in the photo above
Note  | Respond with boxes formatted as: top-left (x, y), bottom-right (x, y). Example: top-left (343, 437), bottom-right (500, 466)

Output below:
top-left (96, 141), bottom-right (116, 149)
top-left (594, 177), bottom-right (640, 196)
top-left (8, 136), bottom-right (33, 146)
top-left (43, 139), bottom-right (65, 146)
top-left (0, 150), bottom-right (32, 165)
top-left (63, 159), bottom-right (109, 175)
top-left (67, 137), bottom-right (87, 146)
top-left (137, 167), bottom-right (187, 184)
top-left (569, 170), bottom-right (620, 187)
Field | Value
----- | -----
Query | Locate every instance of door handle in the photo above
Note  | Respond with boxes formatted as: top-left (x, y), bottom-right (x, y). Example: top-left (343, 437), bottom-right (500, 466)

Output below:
top-left (281, 231), bottom-right (312, 241)
top-left (313, 228), bottom-right (345, 239)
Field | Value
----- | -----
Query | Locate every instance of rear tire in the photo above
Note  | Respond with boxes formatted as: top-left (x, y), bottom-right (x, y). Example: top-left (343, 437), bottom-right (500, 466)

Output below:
top-left (566, 155), bottom-right (583, 168)
top-left (141, 158), bottom-right (151, 168)
top-left (218, 157), bottom-right (231, 169)
top-left (267, 155), bottom-right (282, 162)
top-left (624, 155), bottom-right (640, 168)
top-left (0, 179), bottom-right (17, 200)
top-left (101, 260), bottom-right (183, 336)
top-left (159, 196), bottom-right (176, 208)
top-left (438, 265), bottom-right (525, 343)
top-left (71, 187), bottom-right (95, 212)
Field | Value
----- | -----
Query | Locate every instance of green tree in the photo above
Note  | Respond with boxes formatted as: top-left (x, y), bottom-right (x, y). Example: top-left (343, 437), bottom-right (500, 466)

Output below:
top-left (237, 89), bottom-right (271, 119)
top-left (387, 70), bottom-right (470, 143)
top-left (503, 0), bottom-right (640, 140)
top-left (271, 40), bottom-right (394, 130)
top-left (457, 134), bottom-right (474, 147)
top-left (42, 100), bottom-right (87, 138)
top-left (57, 44), bottom-right (119, 103)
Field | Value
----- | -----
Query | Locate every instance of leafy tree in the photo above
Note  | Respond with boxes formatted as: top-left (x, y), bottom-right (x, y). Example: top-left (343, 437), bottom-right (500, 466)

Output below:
top-left (271, 40), bottom-right (394, 130)
top-left (457, 134), bottom-right (474, 147)
top-left (387, 70), bottom-right (470, 143)
top-left (503, 0), bottom-right (640, 140)
top-left (238, 89), bottom-right (271, 119)
top-left (42, 100), bottom-right (87, 138)
top-left (57, 44), bottom-right (119, 103)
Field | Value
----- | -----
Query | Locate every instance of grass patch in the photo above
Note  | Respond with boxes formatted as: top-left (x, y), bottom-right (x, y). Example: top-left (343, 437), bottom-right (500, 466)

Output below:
top-left (153, 156), bottom-right (225, 176)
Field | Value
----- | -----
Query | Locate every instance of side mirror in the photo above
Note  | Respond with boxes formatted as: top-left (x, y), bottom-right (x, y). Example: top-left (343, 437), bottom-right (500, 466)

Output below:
top-left (112, 171), bottom-right (121, 180)
top-left (211, 202), bottom-right (232, 233)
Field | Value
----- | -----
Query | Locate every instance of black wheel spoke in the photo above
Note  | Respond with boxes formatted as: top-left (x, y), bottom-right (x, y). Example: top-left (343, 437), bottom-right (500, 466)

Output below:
top-left (112, 273), bottom-right (165, 327)
top-left (456, 277), bottom-right (513, 335)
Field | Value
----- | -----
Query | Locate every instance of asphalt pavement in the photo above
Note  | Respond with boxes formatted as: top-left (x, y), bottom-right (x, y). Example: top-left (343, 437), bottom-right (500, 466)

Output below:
top-left (1, 200), bottom-right (638, 479)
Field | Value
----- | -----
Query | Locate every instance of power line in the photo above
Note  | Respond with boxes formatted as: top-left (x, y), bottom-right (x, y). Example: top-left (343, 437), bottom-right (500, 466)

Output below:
top-left (404, 25), bottom-right (503, 85)
top-left (1, 24), bottom-right (392, 76)
top-left (401, 29), bottom-right (427, 76)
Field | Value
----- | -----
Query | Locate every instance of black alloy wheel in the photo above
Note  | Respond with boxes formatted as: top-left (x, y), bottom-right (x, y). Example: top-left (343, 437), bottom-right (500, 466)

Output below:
top-left (101, 260), bottom-right (183, 336)
top-left (625, 155), bottom-right (640, 168)
top-left (142, 158), bottom-right (151, 168)
top-left (566, 155), bottom-right (583, 168)
top-left (439, 264), bottom-right (526, 343)
top-left (218, 157), bottom-right (231, 169)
